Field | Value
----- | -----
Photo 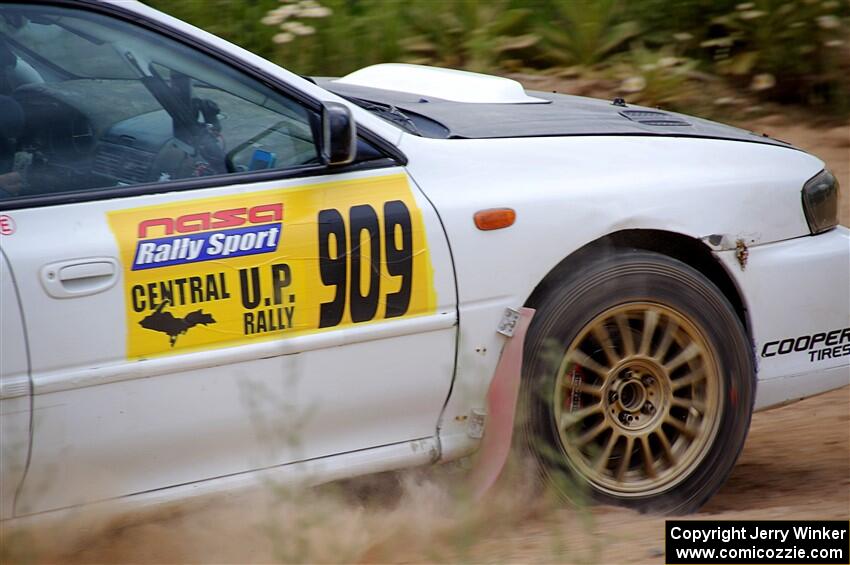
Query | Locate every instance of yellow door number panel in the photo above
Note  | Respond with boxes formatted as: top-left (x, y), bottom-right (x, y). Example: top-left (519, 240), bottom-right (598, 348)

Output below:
top-left (108, 173), bottom-right (437, 359)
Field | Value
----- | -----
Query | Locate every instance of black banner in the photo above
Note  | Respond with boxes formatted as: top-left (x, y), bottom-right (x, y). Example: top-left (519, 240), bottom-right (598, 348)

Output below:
top-left (665, 520), bottom-right (849, 564)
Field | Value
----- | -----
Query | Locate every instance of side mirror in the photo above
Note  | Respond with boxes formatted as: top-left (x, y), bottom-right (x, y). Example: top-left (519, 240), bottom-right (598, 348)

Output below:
top-left (321, 102), bottom-right (356, 166)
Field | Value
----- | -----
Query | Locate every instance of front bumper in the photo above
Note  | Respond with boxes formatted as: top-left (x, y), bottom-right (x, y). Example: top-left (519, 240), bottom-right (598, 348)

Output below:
top-left (716, 226), bottom-right (850, 410)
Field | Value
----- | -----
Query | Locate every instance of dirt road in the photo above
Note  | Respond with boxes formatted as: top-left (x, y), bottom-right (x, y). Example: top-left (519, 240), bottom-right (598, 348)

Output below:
top-left (2, 119), bottom-right (848, 565)
top-left (461, 385), bottom-right (850, 564)
top-left (9, 387), bottom-right (846, 564)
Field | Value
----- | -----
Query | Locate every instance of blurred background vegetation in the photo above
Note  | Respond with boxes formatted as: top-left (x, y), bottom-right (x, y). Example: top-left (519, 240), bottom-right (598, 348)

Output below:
top-left (145, 0), bottom-right (850, 119)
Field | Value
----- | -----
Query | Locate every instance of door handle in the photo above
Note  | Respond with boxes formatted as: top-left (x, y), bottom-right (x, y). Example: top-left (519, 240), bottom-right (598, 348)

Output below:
top-left (40, 258), bottom-right (119, 298)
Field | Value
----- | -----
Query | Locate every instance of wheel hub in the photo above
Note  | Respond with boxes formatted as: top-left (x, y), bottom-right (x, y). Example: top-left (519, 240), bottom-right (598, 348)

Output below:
top-left (606, 363), bottom-right (666, 432)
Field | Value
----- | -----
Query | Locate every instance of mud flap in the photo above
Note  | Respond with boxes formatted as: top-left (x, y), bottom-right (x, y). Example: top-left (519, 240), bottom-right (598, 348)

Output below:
top-left (468, 307), bottom-right (535, 499)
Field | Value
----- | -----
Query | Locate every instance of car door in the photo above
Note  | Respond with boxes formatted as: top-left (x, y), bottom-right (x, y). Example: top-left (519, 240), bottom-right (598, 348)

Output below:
top-left (0, 3), bottom-right (456, 516)
top-left (0, 249), bottom-right (30, 520)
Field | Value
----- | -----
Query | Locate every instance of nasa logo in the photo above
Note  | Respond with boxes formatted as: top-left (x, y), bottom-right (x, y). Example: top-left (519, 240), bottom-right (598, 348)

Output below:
top-left (137, 203), bottom-right (283, 239)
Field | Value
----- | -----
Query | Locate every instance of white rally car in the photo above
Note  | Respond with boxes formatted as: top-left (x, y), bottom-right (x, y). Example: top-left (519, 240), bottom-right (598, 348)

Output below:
top-left (1, 0), bottom-right (848, 520)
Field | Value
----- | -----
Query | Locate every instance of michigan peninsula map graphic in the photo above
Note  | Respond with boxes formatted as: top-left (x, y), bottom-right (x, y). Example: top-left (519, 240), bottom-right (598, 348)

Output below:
top-left (139, 301), bottom-right (216, 347)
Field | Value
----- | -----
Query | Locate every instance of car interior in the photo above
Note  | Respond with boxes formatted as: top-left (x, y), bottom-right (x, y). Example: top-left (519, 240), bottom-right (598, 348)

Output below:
top-left (0, 4), bottom-right (329, 200)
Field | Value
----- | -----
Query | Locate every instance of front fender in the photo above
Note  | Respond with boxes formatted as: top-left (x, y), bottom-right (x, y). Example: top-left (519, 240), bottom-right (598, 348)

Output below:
top-left (404, 134), bottom-right (824, 460)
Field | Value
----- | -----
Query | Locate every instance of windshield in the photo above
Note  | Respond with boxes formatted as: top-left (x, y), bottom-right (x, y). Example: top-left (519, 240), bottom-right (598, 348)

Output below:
top-left (0, 4), bottom-right (321, 201)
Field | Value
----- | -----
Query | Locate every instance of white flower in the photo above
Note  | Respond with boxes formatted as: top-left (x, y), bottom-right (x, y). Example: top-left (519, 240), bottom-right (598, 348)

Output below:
top-left (299, 6), bottom-right (332, 18)
top-left (740, 9), bottom-right (766, 19)
top-left (261, 14), bottom-right (284, 25)
top-left (673, 32), bottom-right (694, 41)
top-left (658, 56), bottom-right (679, 68)
top-left (273, 32), bottom-right (295, 44)
top-left (621, 76), bottom-right (647, 93)
top-left (824, 39), bottom-right (845, 47)
top-left (736, 2), bottom-right (755, 9)
top-left (282, 21), bottom-right (315, 36)
top-left (817, 15), bottom-right (840, 29)
top-left (262, 4), bottom-right (298, 25)
top-left (750, 73), bottom-right (776, 91)
top-left (277, 5), bottom-right (299, 17)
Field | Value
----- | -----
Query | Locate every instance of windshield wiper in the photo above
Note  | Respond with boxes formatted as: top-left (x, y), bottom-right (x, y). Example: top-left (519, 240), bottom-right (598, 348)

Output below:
top-left (348, 97), bottom-right (420, 136)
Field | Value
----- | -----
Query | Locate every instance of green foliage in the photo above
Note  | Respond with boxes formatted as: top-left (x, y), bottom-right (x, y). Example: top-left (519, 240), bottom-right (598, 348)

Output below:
top-left (143, 0), bottom-right (850, 116)
top-left (538, 0), bottom-right (641, 68)
top-left (398, 0), bottom-right (540, 72)
top-left (702, 0), bottom-right (850, 109)
top-left (609, 45), bottom-right (701, 110)
top-left (145, 0), bottom-right (282, 63)
top-left (624, 0), bottom-right (850, 111)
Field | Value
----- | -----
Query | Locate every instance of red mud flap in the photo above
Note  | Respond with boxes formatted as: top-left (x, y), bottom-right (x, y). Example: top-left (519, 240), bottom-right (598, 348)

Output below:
top-left (468, 307), bottom-right (535, 500)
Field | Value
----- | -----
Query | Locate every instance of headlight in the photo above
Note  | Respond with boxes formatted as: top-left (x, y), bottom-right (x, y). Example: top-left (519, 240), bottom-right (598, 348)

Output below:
top-left (802, 169), bottom-right (840, 234)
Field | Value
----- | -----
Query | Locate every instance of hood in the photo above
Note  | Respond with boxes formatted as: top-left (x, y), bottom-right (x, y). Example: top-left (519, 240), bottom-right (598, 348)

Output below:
top-left (317, 65), bottom-right (795, 149)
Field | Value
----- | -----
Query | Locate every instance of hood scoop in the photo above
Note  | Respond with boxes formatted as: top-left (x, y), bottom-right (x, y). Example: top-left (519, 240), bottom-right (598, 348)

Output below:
top-left (335, 64), bottom-right (548, 104)
top-left (619, 109), bottom-right (691, 127)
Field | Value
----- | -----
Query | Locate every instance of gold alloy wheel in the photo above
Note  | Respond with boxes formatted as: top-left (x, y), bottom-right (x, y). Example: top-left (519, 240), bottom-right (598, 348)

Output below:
top-left (553, 302), bottom-right (723, 497)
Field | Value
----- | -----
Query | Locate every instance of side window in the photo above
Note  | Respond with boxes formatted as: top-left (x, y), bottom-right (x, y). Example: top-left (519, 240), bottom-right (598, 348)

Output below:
top-left (0, 4), bottom-right (320, 201)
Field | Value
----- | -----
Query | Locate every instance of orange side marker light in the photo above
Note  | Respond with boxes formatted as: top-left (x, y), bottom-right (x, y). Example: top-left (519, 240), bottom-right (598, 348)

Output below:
top-left (474, 208), bottom-right (516, 231)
